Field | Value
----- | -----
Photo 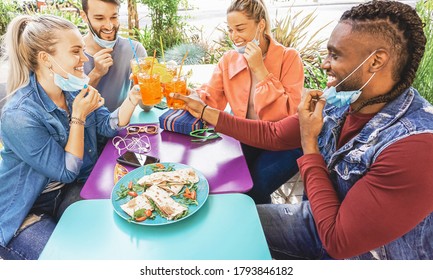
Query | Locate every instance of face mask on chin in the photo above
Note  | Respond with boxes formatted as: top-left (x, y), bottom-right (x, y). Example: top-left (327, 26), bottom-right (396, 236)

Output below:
top-left (232, 38), bottom-right (259, 54)
top-left (92, 32), bottom-right (118, 49)
top-left (232, 26), bottom-right (261, 54)
top-left (49, 55), bottom-right (89, 92)
top-left (86, 15), bottom-right (118, 49)
top-left (322, 50), bottom-right (377, 108)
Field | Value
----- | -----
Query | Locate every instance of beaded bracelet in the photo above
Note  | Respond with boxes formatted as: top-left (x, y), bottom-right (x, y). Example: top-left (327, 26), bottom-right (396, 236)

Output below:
top-left (200, 105), bottom-right (208, 121)
top-left (70, 117), bottom-right (85, 126)
top-left (70, 120), bottom-right (85, 126)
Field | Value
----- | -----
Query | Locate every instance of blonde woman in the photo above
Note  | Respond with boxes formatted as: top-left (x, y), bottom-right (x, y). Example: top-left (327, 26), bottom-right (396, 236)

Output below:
top-left (197, 0), bottom-right (304, 203)
top-left (0, 15), bottom-right (141, 259)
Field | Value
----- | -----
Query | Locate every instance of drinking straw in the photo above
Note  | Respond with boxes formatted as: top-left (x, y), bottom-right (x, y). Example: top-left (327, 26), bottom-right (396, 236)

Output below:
top-left (128, 38), bottom-right (141, 71)
top-left (149, 50), bottom-right (157, 75)
top-left (178, 51), bottom-right (189, 79)
top-left (159, 36), bottom-right (165, 64)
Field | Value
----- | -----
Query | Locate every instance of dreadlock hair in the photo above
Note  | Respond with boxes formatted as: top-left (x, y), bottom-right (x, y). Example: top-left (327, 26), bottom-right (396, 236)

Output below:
top-left (340, 0), bottom-right (426, 112)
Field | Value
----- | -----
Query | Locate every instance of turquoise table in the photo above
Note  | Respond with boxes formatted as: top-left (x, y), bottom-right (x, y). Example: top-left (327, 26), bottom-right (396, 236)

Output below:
top-left (39, 194), bottom-right (271, 260)
top-left (129, 105), bottom-right (167, 124)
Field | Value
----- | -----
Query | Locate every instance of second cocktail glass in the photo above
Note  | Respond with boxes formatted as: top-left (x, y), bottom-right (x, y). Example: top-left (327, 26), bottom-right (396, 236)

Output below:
top-left (164, 76), bottom-right (188, 109)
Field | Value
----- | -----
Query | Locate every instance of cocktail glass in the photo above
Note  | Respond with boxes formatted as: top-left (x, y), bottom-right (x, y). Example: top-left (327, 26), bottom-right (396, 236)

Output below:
top-left (164, 76), bottom-right (188, 109)
top-left (137, 73), bottom-right (162, 106)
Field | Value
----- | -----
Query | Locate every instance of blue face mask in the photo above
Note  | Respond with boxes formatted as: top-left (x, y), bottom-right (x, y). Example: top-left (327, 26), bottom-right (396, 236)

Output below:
top-left (232, 27), bottom-right (260, 54)
top-left (321, 87), bottom-right (364, 108)
top-left (92, 32), bottom-right (118, 49)
top-left (233, 38), bottom-right (259, 54)
top-left (86, 15), bottom-right (118, 49)
top-left (49, 56), bottom-right (89, 92)
top-left (322, 50), bottom-right (377, 108)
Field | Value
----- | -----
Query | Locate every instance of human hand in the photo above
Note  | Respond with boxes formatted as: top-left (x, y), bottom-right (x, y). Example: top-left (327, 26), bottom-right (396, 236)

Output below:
top-left (297, 88), bottom-right (326, 154)
top-left (243, 41), bottom-right (264, 72)
top-left (72, 85), bottom-right (104, 120)
top-left (169, 92), bottom-right (206, 119)
top-left (128, 85), bottom-right (141, 106)
top-left (92, 48), bottom-right (113, 78)
top-left (195, 88), bottom-right (210, 99)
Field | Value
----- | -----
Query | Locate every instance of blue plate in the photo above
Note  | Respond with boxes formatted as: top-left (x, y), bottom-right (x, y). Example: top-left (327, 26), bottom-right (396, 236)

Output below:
top-left (111, 162), bottom-right (209, 225)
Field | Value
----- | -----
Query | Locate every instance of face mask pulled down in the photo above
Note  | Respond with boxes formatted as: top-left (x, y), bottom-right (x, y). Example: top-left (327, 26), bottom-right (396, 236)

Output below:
top-left (232, 27), bottom-right (260, 54)
top-left (86, 15), bottom-right (118, 49)
top-left (322, 50), bottom-right (377, 108)
top-left (50, 55), bottom-right (89, 92)
top-left (92, 32), bottom-right (117, 49)
top-left (233, 38), bottom-right (259, 54)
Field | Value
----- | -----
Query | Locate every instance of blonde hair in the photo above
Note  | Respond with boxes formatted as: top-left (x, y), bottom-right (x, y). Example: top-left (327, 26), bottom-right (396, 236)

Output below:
top-left (227, 0), bottom-right (272, 36)
top-left (1, 14), bottom-right (76, 95)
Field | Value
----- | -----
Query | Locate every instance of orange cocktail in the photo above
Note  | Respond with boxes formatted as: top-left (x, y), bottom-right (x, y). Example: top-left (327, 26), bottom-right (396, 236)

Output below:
top-left (164, 76), bottom-right (188, 109)
top-left (130, 57), bottom-right (157, 85)
top-left (137, 73), bottom-right (162, 105)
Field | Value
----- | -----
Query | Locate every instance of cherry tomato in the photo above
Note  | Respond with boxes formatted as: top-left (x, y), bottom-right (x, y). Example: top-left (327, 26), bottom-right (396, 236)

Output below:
top-left (135, 216), bottom-right (147, 222)
top-left (128, 191), bottom-right (138, 197)
top-left (190, 190), bottom-right (197, 200)
top-left (145, 209), bottom-right (152, 217)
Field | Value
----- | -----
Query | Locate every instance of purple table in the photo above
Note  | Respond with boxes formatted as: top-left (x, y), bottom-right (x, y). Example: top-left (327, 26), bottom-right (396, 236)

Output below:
top-left (81, 124), bottom-right (253, 199)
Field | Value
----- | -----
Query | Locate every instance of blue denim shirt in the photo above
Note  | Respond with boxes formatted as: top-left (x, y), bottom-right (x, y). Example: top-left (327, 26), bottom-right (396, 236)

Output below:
top-left (318, 87), bottom-right (433, 259)
top-left (0, 73), bottom-right (120, 246)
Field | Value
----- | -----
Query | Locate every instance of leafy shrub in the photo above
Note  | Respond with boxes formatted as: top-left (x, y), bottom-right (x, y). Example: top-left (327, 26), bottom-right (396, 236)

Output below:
top-left (37, 2), bottom-right (86, 34)
top-left (272, 8), bottom-right (331, 89)
top-left (414, 0), bottom-right (433, 103)
top-left (138, 0), bottom-right (188, 57)
top-left (164, 43), bottom-right (206, 65)
top-left (184, 25), bottom-right (232, 64)
top-left (0, 1), bottom-right (20, 36)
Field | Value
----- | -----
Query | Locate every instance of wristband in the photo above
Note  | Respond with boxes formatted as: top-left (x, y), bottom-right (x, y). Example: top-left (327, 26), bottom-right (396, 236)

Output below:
top-left (128, 95), bottom-right (138, 106)
top-left (200, 105), bottom-right (208, 120)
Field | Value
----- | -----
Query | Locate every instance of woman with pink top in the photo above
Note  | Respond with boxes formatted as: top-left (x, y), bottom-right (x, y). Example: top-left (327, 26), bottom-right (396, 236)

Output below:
top-left (197, 0), bottom-right (305, 203)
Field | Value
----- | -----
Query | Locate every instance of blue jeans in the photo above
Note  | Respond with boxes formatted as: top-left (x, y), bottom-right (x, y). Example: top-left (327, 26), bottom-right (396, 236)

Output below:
top-left (0, 181), bottom-right (84, 260)
top-left (257, 202), bottom-right (333, 259)
top-left (241, 143), bottom-right (303, 204)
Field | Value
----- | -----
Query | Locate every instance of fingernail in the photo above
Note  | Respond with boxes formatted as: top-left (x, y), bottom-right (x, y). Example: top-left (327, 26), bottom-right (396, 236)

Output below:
top-left (83, 84), bottom-right (88, 89)
top-left (135, 86), bottom-right (140, 91)
top-left (169, 92), bottom-right (174, 97)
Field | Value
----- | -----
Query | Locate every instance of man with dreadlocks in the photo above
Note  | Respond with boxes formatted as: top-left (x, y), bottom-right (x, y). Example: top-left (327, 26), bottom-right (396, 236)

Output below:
top-left (171, 0), bottom-right (433, 259)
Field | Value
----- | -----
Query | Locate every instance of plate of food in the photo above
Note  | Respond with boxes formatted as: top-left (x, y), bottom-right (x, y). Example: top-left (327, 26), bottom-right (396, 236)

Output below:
top-left (111, 162), bottom-right (209, 225)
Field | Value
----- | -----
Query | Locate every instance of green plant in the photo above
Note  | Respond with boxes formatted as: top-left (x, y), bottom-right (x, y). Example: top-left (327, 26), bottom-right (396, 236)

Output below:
top-left (164, 43), bottom-right (206, 65)
top-left (414, 0), bottom-right (433, 103)
top-left (0, 1), bottom-right (20, 36)
top-left (303, 52), bottom-right (327, 90)
top-left (38, 3), bottom-right (86, 34)
top-left (272, 8), bottom-right (331, 89)
top-left (184, 25), bottom-right (231, 64)
top-left (138, 0), bottom-right (188, 56)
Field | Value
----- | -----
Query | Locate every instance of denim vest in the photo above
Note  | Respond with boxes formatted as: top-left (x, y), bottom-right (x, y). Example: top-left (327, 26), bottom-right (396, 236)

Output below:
top-left (0, 73), bottom-right (119, 246)
top-left (319, 87), bottom-right (433, 259)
